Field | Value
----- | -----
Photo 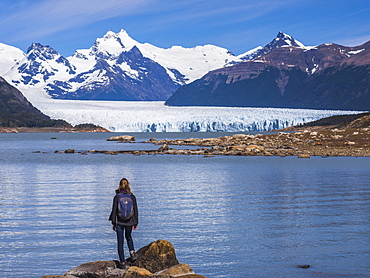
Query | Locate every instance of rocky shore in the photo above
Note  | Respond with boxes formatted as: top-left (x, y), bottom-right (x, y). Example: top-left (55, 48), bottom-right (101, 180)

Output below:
top-left (42, 240), bottom-right (206, 278)
top-left (140, 127), bottom-right (370, 157)
top-left (55, 127), bottom-right (370, 157)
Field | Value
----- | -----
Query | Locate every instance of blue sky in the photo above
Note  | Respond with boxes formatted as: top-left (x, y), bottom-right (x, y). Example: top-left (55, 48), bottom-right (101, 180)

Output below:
top-left (0, 0), bottom-right (369, 57)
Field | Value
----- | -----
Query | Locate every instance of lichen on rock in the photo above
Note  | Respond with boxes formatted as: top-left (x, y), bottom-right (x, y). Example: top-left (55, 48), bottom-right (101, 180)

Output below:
top-left (135, 240), bottom-right (179, 273)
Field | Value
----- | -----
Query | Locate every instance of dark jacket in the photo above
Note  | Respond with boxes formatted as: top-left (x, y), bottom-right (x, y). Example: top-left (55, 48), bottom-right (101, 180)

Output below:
top-left (109, 193), bottom-right (138, 226)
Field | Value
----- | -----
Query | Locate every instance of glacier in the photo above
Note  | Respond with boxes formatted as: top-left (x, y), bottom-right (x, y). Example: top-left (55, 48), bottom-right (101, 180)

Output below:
top-left (27, 91), bottom-right (360, 132)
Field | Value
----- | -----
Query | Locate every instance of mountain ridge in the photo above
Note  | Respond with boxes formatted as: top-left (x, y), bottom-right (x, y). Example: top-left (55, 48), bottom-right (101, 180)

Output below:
top-left (1, 30), bottom-right (309, 101)
top-left (1, 30), bottom-right (369, 109)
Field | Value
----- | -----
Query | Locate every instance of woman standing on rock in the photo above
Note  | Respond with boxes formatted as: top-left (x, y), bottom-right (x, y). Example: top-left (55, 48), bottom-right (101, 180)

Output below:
top-left (109, 178), bottom-right (138, 265)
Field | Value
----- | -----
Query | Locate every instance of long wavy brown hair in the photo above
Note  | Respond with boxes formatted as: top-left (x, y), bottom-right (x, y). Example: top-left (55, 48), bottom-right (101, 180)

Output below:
top-left (116, 178), bottom-right (132, 194)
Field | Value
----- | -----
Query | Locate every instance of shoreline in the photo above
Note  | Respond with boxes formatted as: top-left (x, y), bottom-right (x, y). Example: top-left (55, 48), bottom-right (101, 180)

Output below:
top-left (0, 126), bottom-right (110, 133)
top-left (3, 121), bottom-right (369, 157)
top-left (53, 127), bottom-right (369, 157)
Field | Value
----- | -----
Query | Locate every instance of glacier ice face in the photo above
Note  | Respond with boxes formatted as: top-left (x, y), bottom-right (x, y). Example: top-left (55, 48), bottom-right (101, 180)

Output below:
top-left (29, 96), bottom-right (359, 132)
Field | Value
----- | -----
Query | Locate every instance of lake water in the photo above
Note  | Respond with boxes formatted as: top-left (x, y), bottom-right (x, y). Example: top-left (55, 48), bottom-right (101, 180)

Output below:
top-left (0, 132), bottom-right (369, 278)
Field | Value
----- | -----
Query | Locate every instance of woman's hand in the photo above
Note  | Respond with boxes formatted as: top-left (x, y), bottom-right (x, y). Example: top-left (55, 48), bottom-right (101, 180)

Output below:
top-left (112, 224), bottom-right (116, 231)
top-left (133, 226), bottom-right (137, 230)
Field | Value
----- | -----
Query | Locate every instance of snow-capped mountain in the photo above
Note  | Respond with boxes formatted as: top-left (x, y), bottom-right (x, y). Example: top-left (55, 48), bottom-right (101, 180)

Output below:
top-left (10, 43), bottom-right (76, 86)
top-left (3, 29), bottom-right (243, 101)
top-left (234, 31), bottom-right (306, 62)
top-left (262, 31), bottom-right (305, 51)
top-left (2, 30), bottom-right (306, 101)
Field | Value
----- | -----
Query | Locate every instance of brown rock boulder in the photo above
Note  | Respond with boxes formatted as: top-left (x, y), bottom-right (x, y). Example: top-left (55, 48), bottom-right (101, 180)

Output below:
top-left (135, 240), bottom-right (179, 273)
top-left (153, 263), bottom-right (194, 277)
top-left (124, 266), bottom-right (153, 278)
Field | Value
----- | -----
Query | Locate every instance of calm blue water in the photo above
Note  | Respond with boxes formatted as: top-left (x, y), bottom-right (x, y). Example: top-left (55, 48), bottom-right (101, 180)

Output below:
top-left (0, 132), bottom-right (369, 278)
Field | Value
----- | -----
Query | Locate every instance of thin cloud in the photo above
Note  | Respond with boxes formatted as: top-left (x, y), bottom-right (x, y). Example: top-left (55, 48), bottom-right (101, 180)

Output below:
top-left (133, 0), bottom-right (301, 39)
top-left (144, 0), bottom-right (299, 28)
top-left (0, 0), bottom-right (303, 43)
top-left (336, 34), bottom-right (370, 47)
top-left (0, 0), bottom-right (154, 42)
top-left (0, 0), bottom-right (368, 56)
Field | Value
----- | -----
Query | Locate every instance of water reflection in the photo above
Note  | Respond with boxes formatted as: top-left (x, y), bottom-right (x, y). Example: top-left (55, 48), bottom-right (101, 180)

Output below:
top-left (0, 134), bottom-right (369, 277)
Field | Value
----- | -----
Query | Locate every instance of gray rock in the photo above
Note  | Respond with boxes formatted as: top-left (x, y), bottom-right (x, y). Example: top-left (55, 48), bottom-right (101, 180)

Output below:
top-left (64, 260), bottom-right (122, 277)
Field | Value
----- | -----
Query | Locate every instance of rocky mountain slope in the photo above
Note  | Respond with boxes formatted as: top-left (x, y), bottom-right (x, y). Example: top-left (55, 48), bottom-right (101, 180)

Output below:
top-left (166, 38), bottom-right (370, 110)
top-left (0, 76), bottom-right (69, 127)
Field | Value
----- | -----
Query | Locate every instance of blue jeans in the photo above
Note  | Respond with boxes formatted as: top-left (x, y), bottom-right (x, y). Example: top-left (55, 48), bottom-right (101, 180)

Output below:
top-left (116, 225), bottom-right (134, 262)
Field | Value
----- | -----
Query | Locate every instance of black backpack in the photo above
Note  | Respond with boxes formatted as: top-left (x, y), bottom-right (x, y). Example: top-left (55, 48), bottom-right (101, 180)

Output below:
top-left (117, 193), bottom-right (134, 220)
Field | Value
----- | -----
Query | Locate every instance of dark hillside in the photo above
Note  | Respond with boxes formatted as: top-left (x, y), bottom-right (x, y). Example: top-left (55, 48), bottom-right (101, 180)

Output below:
top-left (0, 76), bottom-right (70, 127)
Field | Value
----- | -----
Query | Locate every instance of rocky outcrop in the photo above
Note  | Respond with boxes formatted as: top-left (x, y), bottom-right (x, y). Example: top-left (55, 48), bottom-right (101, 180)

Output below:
top-left (283, 112), bottom-right (370, 131)
top-left (107, 135), bottom-right (135, 142)
top-left (43, 240), bottom-right (205, 278)
top-left (345, 115), bottom-right (370, 129)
